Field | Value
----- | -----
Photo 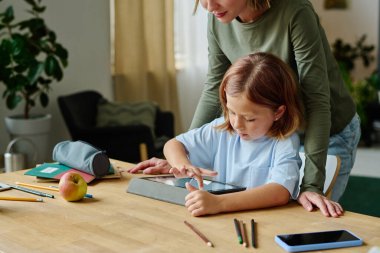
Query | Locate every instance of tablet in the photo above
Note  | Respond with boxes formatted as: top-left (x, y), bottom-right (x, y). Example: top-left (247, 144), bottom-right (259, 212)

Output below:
top-left (275, 229), bottom-right (363, 252)
top-left (143, 176), bottom-right (246, 194)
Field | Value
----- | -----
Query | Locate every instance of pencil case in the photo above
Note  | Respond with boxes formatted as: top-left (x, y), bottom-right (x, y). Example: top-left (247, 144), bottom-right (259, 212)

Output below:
top-left (52, 140), bottom-right (110, 178)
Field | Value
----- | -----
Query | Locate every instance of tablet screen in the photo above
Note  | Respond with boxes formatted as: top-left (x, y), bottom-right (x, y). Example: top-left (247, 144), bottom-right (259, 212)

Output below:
top-left (144, 176), bottom-right (245, 194)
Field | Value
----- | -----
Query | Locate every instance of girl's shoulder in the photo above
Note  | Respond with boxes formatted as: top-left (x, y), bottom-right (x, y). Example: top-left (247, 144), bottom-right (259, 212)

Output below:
top-left (275, 132), bottom-right (301, 151)
top-left (185, 117), bottom-right (227, 137)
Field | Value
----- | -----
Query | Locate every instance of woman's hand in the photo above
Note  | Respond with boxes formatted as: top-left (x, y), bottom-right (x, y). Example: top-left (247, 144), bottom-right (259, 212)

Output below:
top-left (169, 166), bottom-right (217, 189)
top-left (184, 182), bottom-right (222, 216)
top-left (127, 157), bottom-right (171, 174)
top-left (297, 191), bottom-right (344, 217)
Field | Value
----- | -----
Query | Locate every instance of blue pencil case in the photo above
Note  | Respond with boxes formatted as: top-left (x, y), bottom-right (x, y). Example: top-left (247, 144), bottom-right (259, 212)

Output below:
top-left (52, 140), bottom-right (110, 178)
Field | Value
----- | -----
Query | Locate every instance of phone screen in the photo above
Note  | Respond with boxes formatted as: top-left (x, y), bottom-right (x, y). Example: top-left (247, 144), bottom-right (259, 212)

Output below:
top-left (277, 230), bottom-right (360, 246)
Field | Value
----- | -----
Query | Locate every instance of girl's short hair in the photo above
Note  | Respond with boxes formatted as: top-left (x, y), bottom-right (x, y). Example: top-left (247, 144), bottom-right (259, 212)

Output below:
top-left (193, 0), bottom-right (271, 14)
top-left (217, 52), bottom-right (303, 139)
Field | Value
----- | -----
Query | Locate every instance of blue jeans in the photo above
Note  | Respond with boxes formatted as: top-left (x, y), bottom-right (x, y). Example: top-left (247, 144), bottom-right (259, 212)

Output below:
top-left (300, 114), bottom-right (361, 202)
top-left (328, 114), bottom-right (361, 202)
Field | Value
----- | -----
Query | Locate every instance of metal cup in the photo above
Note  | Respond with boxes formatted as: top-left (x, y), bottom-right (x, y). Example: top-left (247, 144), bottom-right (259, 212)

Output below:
top-left (4, 152), bottom-right (26, 173)
top-left (4, 137), bottom-right (37, 173)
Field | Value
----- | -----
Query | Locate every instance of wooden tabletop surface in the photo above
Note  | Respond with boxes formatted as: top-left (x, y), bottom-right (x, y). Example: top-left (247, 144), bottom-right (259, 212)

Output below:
top-left (0, 159), bottom-right (379, 253)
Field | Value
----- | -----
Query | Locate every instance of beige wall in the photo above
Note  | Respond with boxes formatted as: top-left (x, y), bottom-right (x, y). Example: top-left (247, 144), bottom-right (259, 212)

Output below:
top-left (0, 0), bottom-right (112, 162)
top-left (309, 0), bottom-right (379, 80)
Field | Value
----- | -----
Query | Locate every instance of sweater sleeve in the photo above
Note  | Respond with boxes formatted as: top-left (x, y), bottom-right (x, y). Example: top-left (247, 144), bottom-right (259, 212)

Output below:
top-left (190, 13), bottom-right (231, 129)
top-left (291, 4), bottom-right (331, 194)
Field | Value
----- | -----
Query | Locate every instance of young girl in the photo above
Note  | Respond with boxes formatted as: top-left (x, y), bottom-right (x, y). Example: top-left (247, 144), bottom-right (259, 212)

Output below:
top-left (163, 52), bottom-right (303, 216)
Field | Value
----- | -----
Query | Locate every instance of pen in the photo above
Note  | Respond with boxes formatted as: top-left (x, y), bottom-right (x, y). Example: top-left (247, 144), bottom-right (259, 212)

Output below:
top-left (251, 219), bottom-right (256, 248)
top-left (184, 221), bottom-right (214, 247)
top-left (0, 196), bottom-right (44, 202)
top-left (234, 218), bottom-right (243, 244)
top-left (11, 185), bottom-right (55, 198)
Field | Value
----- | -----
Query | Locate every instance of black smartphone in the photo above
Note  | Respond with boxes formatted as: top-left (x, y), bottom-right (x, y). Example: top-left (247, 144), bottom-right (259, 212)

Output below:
top-left (275, 229), bottom-right (363, 252)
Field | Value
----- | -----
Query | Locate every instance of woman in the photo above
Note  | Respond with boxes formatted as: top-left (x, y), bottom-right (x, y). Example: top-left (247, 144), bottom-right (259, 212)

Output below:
top-left (130, 0), bottom-right (360, 217)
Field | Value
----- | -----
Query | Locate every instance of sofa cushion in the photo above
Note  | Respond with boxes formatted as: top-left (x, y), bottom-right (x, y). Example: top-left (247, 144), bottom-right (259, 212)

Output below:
top-left (96, 99), bottom-right (157, 138)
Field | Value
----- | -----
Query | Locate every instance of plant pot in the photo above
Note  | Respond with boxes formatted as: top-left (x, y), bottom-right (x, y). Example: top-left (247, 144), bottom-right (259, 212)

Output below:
top-left (4, 114), bottom-right (52, 168)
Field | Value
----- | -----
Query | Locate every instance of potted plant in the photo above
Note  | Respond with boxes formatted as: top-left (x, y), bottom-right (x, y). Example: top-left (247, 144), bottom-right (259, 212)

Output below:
top-left (0, 0), bottom-right (68, 164)
top-left (332, 35), bottom-right (379, 146)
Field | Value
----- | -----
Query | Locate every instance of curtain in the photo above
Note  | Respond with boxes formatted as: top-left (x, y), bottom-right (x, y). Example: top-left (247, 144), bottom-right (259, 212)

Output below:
top-left (174, 1), bottom-right (208, 130)
top-left (114, 0), bottom-right (182, 133)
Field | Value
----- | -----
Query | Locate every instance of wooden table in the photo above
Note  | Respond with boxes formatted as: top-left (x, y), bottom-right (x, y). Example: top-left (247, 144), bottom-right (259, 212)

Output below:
top-left (0, 160), bottom-right (379, 253)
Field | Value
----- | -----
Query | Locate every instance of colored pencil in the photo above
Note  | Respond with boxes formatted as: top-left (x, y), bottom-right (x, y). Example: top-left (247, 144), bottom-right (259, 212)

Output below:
top-left (0, 196), bottom-right (43, 202)
top-left (234, 218), bottom-right (243, 244)
top-left (240, 220), bottom-right (249, 247)
top-left (16, 182), bottom-right (57, 192)
top-left (184, 221), bottom-right (213, 247)
top-left (15, 182), bottom-right (93, 198)
top-left (251, 219), bottom-right (256, 248)
top-left (11, 185), bottom-right (55, 198)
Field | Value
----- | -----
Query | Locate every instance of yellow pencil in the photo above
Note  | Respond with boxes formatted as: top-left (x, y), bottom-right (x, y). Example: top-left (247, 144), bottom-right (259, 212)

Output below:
top-left (0, 196), bottom-right (44, 202)
top-left (16, 182), bottom-right (59, 192)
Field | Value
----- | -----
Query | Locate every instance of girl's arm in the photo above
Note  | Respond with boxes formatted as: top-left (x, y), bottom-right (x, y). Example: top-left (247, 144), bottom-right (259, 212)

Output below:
top-left (163, 138), bottom-right (191, 169)
top-left (163, 138), bottom-right (217, 189)
top-left (185, 183), bottom-right (290, 217)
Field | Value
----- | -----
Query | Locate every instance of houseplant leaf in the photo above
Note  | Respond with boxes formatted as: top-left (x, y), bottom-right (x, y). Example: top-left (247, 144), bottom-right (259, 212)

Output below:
top-left (40, 91), bottom-right (49, 107)
top-left (6, 93), bottom-right (22, 109)
top-left (0, 0), bottom-right (68, 118)
top-left (0, 40), bottom-right (12, 67)
top-left (27, 61), bottom-right (44, 84)
top-left (45, 55), bottom-right (63, 80)
top-left (2, 6), bottom-right (14, 24)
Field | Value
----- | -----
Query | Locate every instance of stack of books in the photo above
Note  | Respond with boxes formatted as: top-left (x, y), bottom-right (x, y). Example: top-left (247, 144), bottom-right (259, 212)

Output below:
top-left (25, 163), bottom-right (121, 183)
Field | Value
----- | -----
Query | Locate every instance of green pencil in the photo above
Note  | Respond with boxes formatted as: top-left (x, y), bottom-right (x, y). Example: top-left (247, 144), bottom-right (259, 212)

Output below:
top-left (233, 218), bottom-right (243, 244)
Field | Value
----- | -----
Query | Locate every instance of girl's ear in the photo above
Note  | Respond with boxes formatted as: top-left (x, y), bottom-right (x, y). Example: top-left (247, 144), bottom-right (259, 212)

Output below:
top-left (274, 105), bottom-right (286, 121)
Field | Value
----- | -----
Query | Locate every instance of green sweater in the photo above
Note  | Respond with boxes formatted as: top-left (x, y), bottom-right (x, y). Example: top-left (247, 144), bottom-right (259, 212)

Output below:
top-left (190, 0), bottom-right (356, 194)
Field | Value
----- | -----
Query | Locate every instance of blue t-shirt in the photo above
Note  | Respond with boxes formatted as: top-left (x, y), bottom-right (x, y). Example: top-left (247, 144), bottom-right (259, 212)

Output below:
top-left (176, 117), bottom-right (301, 199)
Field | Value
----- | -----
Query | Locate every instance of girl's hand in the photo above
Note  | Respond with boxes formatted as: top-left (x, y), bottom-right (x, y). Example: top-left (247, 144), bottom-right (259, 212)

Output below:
top-left (169, 166), bottom-right (217, 189)
top-left (184, 182), bottom-right (222, 216)
top-left (127, 157), bottom-right (171, 174)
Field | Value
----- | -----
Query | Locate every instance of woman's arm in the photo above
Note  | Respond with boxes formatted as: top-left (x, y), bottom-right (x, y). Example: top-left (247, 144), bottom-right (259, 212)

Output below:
top-left (291, 5), bottom-right (331, 194)
top-left (185, 182), bottom-right (290, 216)
top-left (291, 5), bottom-right (344, 217)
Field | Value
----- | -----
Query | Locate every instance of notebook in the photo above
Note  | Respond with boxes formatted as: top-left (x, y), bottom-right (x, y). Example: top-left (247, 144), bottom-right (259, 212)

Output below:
top-left (25, 163), bottom-right (96, 183)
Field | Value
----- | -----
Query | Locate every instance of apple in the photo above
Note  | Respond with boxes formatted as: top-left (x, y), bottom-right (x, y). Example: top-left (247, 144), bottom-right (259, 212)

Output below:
top-left (59, 172), bottom-right (88, 201)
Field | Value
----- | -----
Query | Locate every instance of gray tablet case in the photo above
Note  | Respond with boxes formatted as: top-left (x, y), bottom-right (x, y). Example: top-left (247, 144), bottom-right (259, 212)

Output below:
top-left (127, 177), bottom-right (189, 205)
top-left (126, 176), bottom-right (246, 206)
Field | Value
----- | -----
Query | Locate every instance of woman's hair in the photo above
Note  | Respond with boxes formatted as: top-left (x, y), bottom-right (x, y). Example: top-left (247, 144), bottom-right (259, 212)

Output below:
top-left (193, 0), bottom-right (271, 15)
top-left (217, 52), bottom-right (303, 139)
